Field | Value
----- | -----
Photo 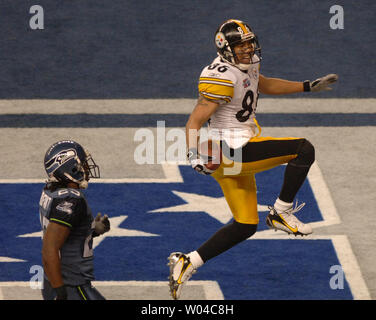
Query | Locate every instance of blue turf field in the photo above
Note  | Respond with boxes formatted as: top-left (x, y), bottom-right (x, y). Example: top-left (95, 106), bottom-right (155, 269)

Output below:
top-left (0, 166), bottom-right (353, 299)
top-left (0, 0), bottom-right (373, 301)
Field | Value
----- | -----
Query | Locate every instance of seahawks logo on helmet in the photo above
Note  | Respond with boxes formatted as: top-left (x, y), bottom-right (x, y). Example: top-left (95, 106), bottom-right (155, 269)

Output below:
top-left (44, 140), bottom-right (100, 188)
top-left (45, 149), bottom-right (77, 172)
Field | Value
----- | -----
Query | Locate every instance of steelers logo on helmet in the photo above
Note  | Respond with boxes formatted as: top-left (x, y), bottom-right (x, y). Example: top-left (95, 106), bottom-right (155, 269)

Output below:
top-left (215, 32), bottom-right (226, 49)
top-left (215, 19), bottom-right (262, 69)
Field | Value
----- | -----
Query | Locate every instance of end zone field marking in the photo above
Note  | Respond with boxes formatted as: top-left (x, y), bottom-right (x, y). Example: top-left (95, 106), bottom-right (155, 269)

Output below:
top-left (307, 161), bottom-right (341, 227)
top-left (92, 280), bottom-right (224, 300)
top-left (331, 235), bottom-right (371, 300)
top-left (0, 280), bottom-right (224, 300)
top-left (249, 233), bottom-right (371, 300)
top-left (0, 257), bottom-right (26, 262)
top-left (0, 162), bottom-right (370, 299)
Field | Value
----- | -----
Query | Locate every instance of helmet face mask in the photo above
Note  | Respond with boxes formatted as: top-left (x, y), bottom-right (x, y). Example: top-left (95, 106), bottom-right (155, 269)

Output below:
top-left (84, 152), bottom-right (100, 180)
top-left (44, 140), bottom-right (100, 189)
top-left (215, 19), bottom-right (261, 70)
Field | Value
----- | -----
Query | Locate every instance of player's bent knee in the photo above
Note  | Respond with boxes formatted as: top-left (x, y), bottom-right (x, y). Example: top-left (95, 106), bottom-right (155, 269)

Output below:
top-left (233, 221), bottom-right (258, 240)
top-left (292, 139), bottom-right (315, 167)
top-left (302, 139), bottom-right (315, 165)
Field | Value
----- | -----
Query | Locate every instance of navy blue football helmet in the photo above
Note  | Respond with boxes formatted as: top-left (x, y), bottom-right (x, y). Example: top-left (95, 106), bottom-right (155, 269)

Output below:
top-left (44, 140), bottom-right (100, 189)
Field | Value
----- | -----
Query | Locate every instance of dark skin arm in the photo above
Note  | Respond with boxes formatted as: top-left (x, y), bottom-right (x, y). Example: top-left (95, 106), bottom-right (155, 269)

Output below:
top-left (42, 222), bottom-right (70, 288)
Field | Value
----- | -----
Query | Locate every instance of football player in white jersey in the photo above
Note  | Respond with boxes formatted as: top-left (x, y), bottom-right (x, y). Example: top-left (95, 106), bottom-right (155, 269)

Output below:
top-left (168, 19), bottom-right (338, 299)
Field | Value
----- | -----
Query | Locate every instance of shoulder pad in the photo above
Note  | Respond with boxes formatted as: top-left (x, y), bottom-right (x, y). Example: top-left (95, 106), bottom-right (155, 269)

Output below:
top-left (198, 62), bottom-right (236, 103)
top-left (201, 62), bottom-right (237, 83)
top-left (52, 188), bottom-right (84, 199)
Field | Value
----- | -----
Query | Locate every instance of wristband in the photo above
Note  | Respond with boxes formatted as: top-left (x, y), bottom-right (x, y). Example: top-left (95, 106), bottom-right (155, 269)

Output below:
top-left (303, 80), bottom-right (311, 92)
top-left (55, 285), bottom-right (68, 300)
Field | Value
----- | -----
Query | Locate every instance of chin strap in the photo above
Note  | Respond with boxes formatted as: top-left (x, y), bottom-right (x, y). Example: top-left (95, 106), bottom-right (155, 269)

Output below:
top-left (218, 53), bottom-right (258, 71)
top-left (63, 172), bottom-right (88, 189)
top-left (236, 63), bottom-right (252, 71)
top-left (46, 176), bottom-right (59, 183)
top-left (79, 180), bottom-right (88, 189)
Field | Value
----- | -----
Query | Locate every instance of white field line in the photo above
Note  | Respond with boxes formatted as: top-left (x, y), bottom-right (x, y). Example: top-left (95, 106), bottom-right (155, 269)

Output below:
top-left (0, 162), bottom-right (184, 184)
top-left (91, 280), bottom-right (224, 300)
top-left (331, 235), bottom-right (371, 300)
top-left (0, 98), bottom-right (375, 114)
top-left (0, 280), bottom-right (224, 300)
top-left (252, 160), bottom-right (370, 299)
top-left (307, 161), bottom-right (341, 227)
top-left (250, 232), bottom-right (371, 300)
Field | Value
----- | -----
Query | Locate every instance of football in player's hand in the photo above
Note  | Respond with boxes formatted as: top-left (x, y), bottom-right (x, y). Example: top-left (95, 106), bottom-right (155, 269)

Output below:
top-left (199, 140), bottom-right (222, 172)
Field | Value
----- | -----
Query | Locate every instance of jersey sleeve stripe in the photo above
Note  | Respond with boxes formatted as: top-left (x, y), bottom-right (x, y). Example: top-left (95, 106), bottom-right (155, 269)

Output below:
top-left (199, 80), bottom-right (234, 87)
top-left (199, 82), bottom-right (234, 101)
top-left (50, 218), bottom-right (72, 228)
top-left (201, 91), bottom-right (232, 100)
top-left (199, 77), bottom-right (234, 85)
top-left (200, 92), bottom-right (231, 103)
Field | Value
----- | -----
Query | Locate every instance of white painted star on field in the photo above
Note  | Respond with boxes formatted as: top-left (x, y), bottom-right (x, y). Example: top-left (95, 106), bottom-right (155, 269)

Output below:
top-left (91, 215), bottom-right (159, 249)
top-left (0, 257), bottom-right (26, 263)
top-left (149, 191), bottom-right (269, 225)
top-left (17, 215), bottom-right (159, 250)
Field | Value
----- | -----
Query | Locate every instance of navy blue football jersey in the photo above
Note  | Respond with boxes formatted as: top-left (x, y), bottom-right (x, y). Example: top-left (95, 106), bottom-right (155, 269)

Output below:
top-left (39, 187), bottom-right (95, 286)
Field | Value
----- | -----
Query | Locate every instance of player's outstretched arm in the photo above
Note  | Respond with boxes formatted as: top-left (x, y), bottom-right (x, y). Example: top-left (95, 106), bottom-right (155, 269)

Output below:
top-left (259, 73), bottom-right (338, 95)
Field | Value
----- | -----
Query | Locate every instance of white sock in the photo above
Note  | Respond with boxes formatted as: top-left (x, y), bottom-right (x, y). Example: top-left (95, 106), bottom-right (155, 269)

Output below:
top-left (273, 198), bottom-right (293, 214)
top-left (187, 251), bottom-right (204, 269)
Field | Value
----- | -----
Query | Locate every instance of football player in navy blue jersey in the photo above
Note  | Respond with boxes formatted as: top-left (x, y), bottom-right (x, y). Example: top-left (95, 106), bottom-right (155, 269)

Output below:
top-left (39, 140), bottom-right (110, 300)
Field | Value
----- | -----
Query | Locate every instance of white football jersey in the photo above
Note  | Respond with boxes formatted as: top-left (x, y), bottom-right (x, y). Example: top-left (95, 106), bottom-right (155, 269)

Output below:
top-left (198, 56), bottom-right (260, 148)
